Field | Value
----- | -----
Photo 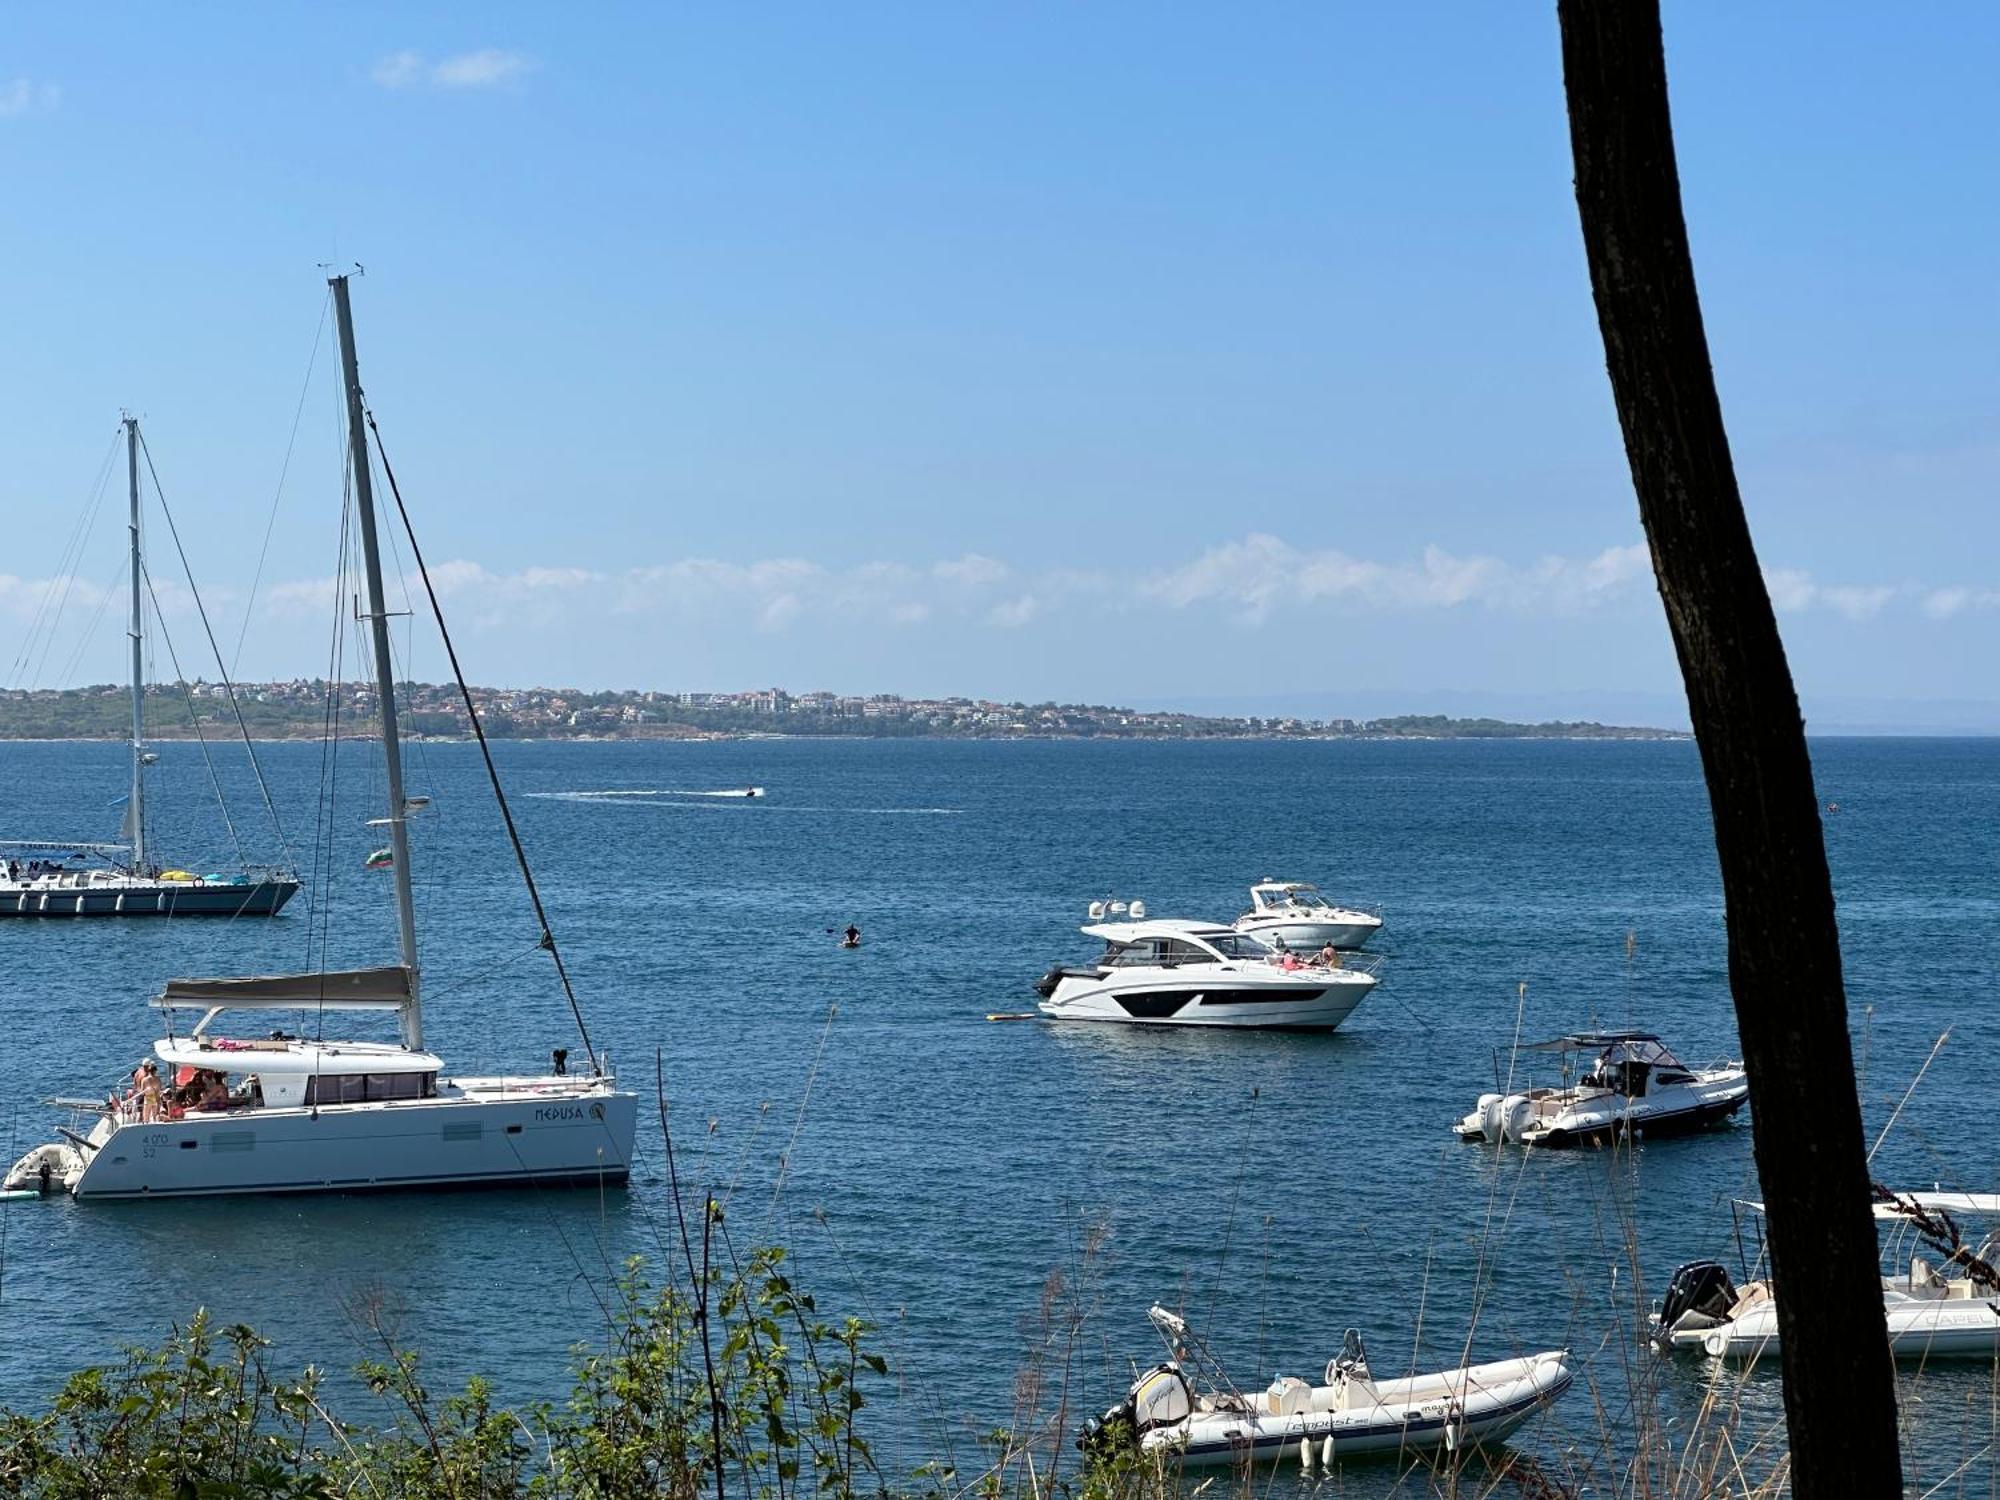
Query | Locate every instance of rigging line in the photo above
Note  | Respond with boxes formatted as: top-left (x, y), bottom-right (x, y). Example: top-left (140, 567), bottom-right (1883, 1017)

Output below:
top-left (141, 560), bottom-right (248, 868)
top-left (232, 291), bottom-right (331, 676)
top-left (14, 429), bottom-right (121, 689)
top-left (1868, 1026), bottom-right (1951, 1166)
top-left (365, 410), bottom-right (601, 1075)
top-left (137, 432), bottom-right (296, 869)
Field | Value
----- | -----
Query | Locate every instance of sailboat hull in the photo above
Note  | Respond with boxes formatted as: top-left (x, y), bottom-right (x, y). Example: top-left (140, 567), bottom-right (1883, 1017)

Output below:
top-left (0, 877), bottom-right (299, 917)
top-left (64, 1085), bottom-right (637, 1199)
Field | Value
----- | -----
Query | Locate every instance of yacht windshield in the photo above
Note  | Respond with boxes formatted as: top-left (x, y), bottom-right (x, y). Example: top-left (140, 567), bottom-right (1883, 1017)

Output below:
top-left (1206, 933), bottom-right (1272, 959)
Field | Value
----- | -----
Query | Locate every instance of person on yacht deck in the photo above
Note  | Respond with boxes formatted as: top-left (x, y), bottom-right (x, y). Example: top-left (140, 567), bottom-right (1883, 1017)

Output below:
top-left (196, 1072), bottom-right (230, 1112)
top-left (1314, 941), bottom-right (1342, 968)
top-left (134, 1060), bottom-right (162, 1122)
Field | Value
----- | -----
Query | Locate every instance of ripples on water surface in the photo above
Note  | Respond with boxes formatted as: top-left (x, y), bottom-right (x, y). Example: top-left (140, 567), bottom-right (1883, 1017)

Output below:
top-left (0, 736), bottom-right (1993, 1488)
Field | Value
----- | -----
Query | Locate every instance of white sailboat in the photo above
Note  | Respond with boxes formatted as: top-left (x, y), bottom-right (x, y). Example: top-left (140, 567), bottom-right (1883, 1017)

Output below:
top-left (4, 276), bottom-right (637, 1199)
top-left (0, 417), bottom-right (300, 917)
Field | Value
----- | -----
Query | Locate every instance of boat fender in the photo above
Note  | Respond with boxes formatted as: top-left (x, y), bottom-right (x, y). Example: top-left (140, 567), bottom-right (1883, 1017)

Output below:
top-left (1441, 1401), bottom-right (1463, 1453)
top-left (1319, 1435), bottom-right (1334, 1467)
top-left (1298, 1436), bottom-right (1314, 1472)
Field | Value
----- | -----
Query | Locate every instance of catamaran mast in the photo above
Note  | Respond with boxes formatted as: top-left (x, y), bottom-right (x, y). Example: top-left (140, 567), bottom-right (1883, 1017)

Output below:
top-left (124, 415), bottom-right (147, 873)
top-left (329, 274), bottom-right (424, 1051)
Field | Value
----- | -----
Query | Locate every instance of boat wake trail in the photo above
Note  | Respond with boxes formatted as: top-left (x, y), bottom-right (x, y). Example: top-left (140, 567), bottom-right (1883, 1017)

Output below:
top-left (527, 788), bottom-right (764, 802)
top-left (526, 790), bottom-right (963, 815)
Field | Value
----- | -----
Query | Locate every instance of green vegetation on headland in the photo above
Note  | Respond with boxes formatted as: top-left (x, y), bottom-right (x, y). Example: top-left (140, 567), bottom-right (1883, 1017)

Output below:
top-left (0, 683), bottom-right (1686, 742)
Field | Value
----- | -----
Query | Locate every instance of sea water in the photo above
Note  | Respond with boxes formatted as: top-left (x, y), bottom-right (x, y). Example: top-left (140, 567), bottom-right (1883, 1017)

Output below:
top-left (0, 735), bottom-right (1991, 1487)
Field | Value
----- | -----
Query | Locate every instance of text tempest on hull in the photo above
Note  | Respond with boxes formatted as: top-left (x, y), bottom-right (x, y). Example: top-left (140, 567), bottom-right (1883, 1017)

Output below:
top-left (4, 276), bottom-right (637, 1200)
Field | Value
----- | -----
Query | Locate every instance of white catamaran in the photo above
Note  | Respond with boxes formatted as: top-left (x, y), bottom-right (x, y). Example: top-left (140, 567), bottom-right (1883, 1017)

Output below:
top-left (3, 276), bottom-right (637, 1199)
top-left (0, 417), bottom-right (299, 918)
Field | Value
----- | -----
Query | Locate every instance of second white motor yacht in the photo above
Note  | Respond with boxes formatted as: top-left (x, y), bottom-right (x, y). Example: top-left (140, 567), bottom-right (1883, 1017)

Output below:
top-left (1455, 1032), bottom-right (1747, 1147)
top-left (1033, 916), bottom-right (1377, 1030)
top-left (1234, 881), bottom-right (1381, 951)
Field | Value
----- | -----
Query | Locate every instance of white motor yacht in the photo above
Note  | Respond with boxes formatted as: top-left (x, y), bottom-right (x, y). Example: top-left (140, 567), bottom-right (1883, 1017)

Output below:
top-left (2, 275), bottom-right (636, 1200)
top-left (1084, 1307), bottom-right (1571, 1467)
top-left (1033, 914), bottom-right (1377, 1030)
top-left (1454, 1032), bottom-right (1747, 1147)
top-left (1234, 881), bottom-right (1381, 952)
top-left (1652, 1191), bottom-right (2000, 1360)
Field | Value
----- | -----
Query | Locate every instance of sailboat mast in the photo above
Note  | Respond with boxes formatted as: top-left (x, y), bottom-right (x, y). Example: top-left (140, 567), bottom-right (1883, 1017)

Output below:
top-left (329, 274), bottom-right (424, 1051)
top-left (124, 416), bottom-right (146, 873)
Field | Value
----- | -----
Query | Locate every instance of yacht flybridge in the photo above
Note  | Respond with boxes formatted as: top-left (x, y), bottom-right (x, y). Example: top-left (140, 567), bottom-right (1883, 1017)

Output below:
top-left (1454, 1032), bottom-right (1747, 1148)
top-left (1033, 912), bottom-right (1378, 1030)
top-left (1234, 881), bottom-right (1381, 952)
top-left (0, 417), bottom-right (298, 918)
top-left (4, 276), bottom-right (636, 1200)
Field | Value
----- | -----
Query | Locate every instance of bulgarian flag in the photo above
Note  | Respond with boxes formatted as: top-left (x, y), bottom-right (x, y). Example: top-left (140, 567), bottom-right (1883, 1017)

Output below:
top-left (364, 847), bottom-right (394, 871)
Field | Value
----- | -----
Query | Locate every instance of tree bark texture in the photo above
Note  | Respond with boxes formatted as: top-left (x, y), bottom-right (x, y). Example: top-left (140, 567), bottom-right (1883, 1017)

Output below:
top-left (1554, 2), bottom-right (1901, 1490)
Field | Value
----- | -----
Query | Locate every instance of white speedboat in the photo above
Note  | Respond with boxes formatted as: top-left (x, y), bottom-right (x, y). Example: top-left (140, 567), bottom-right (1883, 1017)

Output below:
top-left (1454, 1032), bottom-right (1747, 1147)
top-left (1653, 1191), bottom-right (2000, 1361)
top-left (1033, 915), bottom-right (1377, 1030)
top-left (1084, 1307), bottom-right (1570, 1466)
top-left (1234, 880), bottom-right (1381, 951)
top-left (2, 275), bottom-right (635, 1200)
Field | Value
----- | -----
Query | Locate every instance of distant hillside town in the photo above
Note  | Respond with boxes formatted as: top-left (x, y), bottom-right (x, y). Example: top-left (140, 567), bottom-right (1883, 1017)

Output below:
top-left (0, 680), bottom-right (1685, 742)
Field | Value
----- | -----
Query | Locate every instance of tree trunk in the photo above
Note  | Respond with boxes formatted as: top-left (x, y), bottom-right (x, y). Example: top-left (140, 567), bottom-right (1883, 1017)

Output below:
top-left (1553, 2), bottom-right (1900, 1490)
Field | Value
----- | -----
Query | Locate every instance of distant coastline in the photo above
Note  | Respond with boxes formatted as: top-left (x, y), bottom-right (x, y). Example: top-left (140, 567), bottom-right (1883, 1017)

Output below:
top-left (0, 681), bottom-right (1687, 743)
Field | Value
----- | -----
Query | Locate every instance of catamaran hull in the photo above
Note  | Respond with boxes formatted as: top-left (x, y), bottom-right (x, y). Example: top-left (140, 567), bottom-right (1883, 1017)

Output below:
top-left (57, 1091), bottom-right (636, 1199)
top-left (0, 878), bottom-right (300, 918)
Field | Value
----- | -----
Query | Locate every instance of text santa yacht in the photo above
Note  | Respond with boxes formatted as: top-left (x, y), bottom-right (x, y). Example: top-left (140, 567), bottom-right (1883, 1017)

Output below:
top-left (4, 276), bottom-right (636, 1200)
top-left (1033, 902), bottom-right (1378, 1031)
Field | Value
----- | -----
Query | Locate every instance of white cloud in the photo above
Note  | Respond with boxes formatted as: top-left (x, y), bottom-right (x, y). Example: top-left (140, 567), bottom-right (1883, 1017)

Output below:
top-left (371, 49), bottom-right (533, 91)
top-left (987, 595), bottom-right (1040, 628)
top-left (1142, 535), bottom-right (1655, 622)
top-left (369, 51), bottom-right (425, 89)
top-left (0, 79), bottom-right (60, 117)
top-left (431, 48), bottom-right (533, 88)
top-left (240, 541), bottom-right (1988, 645)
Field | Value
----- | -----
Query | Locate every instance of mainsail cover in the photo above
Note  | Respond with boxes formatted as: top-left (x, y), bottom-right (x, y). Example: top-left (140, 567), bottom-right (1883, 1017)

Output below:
top-left (159, 966), bottom-right (413, 1009)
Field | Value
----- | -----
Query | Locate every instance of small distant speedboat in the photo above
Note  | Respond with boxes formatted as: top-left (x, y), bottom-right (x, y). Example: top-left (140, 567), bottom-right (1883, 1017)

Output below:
top-left (1652, 1190), bottom-right (2000, 1361)
top-left (1234, 880), bottom-right (1381, 951)
top-left (1454, 1031), bottom-right (1747, 1147)
top-left (1084, 1307), bottom-right (1571, 1466)
top-left (1033, 908), bottom-right (1377, 1031)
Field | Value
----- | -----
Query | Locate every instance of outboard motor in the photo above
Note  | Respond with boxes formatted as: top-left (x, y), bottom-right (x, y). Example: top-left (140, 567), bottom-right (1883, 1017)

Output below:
top-left (1655, 1260), bottom-right (1737, 1346)
top-left (1079, 1364), bottom-right (1191, 1455)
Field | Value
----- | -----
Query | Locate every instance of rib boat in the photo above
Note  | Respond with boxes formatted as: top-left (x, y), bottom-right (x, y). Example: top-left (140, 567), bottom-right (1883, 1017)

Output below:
top-left (1085, 1307), bottom-right (1570, 1466)
top-left (1652, 1190), bottom-right (2000, 1360)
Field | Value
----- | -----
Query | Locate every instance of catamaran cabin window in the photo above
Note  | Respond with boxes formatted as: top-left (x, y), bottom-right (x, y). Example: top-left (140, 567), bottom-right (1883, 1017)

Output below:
top-left (304, 1072), bottom-right (437, 1105)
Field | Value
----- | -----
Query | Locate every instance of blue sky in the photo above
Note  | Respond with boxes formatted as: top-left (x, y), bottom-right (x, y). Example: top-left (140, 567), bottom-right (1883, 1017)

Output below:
top-left (1, 4), bottom-right (1993, 725)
